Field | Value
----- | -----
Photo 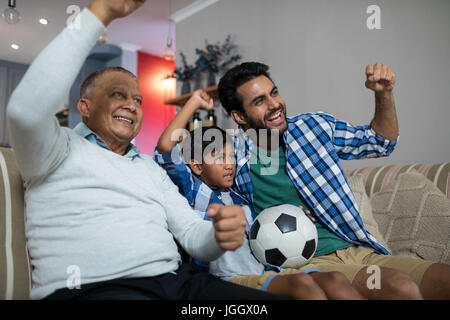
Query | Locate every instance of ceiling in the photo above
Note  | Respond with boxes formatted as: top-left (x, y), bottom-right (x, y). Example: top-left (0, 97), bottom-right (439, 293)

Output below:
top-left (0, 0), bottom-right (198, 65)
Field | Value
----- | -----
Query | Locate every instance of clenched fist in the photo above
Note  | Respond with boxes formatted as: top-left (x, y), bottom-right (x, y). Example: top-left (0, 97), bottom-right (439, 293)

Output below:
top-left (207, 204), bottom-right (247, 251)
top-left (186, 90), bottom-right (214, 111)
top-left (365, 62), bottom-right (396, 92)
top-left (89, 0), bottom-right (146, 26)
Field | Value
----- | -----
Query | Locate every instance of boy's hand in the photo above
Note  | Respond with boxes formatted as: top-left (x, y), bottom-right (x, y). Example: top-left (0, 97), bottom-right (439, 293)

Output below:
top-left (156, 90), bottom-right (212, 154)
top-left (185, 90), bottom-right (214, 111)
top-left (89, 0), bottom-right (146, 26)
top-left (207, 203), bottom-right (247, 251)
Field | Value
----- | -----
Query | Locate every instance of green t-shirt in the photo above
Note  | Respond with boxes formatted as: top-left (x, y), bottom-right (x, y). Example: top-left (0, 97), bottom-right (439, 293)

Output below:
top-left (249, 144), bottom-right (353, 257)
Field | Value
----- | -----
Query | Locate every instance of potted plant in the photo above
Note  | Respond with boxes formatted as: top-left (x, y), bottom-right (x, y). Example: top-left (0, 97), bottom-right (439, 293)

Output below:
top-left (195, 35), bottom-right (241, 87)
top-left (173, 51), bottom-right (197, 94)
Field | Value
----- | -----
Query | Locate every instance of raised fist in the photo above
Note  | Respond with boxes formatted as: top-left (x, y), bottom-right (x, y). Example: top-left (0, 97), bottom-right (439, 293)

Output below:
top-left (188, 90), bottom-right (214, 111)
top-left (365, 62), bottom-right (396, 93)
top-left (207, 204), bottom-right (247, 251)
top-left (89, 0), bottom-right (146, 26)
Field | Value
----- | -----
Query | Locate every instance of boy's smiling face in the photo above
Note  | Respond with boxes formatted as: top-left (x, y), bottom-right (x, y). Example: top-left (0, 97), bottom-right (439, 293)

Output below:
top-left (190, 142), bottom-right (236, 192)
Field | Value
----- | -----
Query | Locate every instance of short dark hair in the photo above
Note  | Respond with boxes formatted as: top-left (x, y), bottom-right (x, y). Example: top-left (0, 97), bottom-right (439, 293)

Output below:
top-left (218, 62), bottom-right (273, 115)
top-left (182, 126), bottom-right (233, 163)
top-left (80, 66), bottom-right (137, 99)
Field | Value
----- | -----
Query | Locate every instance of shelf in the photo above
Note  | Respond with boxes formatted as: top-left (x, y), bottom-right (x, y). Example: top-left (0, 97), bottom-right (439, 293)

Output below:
top-left (164, 85), bottom-right (219, 106)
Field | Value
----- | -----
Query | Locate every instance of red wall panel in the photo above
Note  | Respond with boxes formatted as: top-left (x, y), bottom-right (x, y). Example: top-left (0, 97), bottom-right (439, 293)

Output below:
top-left (135, 51), bottom-right (175, 155)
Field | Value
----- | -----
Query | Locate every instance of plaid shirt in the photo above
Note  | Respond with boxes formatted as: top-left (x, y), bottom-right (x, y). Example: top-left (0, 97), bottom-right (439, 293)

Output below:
top-left (232, 112), bottom-right (398, 255)
top-left (153, 145), bottom-right (253, 222)
top-left (154, 145), bottom-right (257, 272)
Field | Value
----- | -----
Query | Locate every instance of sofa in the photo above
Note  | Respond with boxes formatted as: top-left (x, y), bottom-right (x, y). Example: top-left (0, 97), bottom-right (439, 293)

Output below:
top-left (1, 146), bottom-right (449, 300)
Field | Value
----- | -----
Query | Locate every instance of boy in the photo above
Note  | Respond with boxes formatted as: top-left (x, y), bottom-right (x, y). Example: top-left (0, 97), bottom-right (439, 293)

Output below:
top-left (155, 90), bottom-right (365, 299)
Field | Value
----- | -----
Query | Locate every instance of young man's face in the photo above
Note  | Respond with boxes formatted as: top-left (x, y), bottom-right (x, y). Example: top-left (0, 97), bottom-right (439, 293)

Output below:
top-left (81, 71), bottom-right (143, 147)
top-left (233, 75), bottom-right (288, 132)
top-left (198, 143), bottom-right (236, 192)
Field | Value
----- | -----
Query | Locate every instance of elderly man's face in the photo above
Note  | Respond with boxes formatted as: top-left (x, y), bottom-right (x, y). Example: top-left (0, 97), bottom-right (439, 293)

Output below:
top-left (83, 71), bottom-right (143, 148)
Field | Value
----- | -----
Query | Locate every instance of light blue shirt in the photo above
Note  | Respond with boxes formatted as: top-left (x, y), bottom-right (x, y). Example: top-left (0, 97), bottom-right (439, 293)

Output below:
top-left (73, 122), bottom-right (141, 159)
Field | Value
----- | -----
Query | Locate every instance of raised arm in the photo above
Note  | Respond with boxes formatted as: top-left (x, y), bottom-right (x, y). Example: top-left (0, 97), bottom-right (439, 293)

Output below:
top-left (365, 62), bottom-right (399, 141)
top-left (328, 62), bottom-right (398, 160)
top-left (7, 9), bottom-right (105, 179)
top-left (7, 0), bottom-right (145, 180)
top-left (156, 90), bottom-right (213, 154)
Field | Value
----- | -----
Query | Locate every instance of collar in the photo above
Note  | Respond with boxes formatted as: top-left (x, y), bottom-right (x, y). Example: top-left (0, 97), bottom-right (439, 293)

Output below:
top-left (236, 127), bottom-right (289, 162)
top-left (208, 184), bottom-right (248, 205)
top-left (73, 122), bottom-right (141, 159)
top-left (233, 128), bottom-right (255, 166)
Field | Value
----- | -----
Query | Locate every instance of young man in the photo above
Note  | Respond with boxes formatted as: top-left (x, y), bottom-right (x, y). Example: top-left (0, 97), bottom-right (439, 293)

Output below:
top-left (154, 90), bottom-right (366, 299)
top-left (217, 62), bottom-right (450, 299)
top-left (6, 1), bottom-right (284, 300)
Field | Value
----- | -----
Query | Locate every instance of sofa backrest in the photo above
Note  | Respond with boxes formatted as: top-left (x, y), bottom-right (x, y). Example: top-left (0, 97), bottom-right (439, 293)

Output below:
top-left (347, 163), bottom-right (450, 200)
top-left (0, 147), bottom-right (31, 300)
top-left (1, 143), bottom-right (448, 300)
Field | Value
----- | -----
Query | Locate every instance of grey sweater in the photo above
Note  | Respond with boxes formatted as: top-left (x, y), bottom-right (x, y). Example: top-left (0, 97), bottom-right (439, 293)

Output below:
top-left (7, 8), bottom-right (224, 300)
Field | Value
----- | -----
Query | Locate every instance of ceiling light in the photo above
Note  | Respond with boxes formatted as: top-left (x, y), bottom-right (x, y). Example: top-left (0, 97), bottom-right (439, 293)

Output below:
top-left (163, 35), bottom-right (175, 61)
top-left (3, 0), bottom-right (21, 24)
top-left (11, 43), bottom-right (19, 50)
top-left (163, 0), bottom-right (175, 61)
top-left (39, 18), bottom-right (48, 25)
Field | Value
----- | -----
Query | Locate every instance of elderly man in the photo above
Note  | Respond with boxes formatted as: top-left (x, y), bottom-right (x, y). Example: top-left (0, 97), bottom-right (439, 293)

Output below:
top-left (6, 0), bottom-right (282, 300)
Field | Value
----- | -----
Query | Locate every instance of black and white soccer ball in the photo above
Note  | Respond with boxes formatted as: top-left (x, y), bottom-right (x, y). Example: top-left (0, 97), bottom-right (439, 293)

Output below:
top-left (249, 204), bottom-right (318, 269)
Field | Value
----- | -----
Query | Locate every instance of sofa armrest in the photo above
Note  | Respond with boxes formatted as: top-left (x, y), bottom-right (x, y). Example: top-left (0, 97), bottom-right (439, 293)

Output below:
top-left (0, 147), bottom-right (31, 300)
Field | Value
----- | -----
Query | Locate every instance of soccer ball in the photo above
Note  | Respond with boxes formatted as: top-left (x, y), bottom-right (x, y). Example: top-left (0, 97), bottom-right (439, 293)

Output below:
top-left (249, 204), bottom-right (318, 269)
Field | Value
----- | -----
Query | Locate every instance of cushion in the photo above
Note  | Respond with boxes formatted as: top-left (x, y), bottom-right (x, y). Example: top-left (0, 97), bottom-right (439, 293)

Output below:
top-left (347, 163), bottom-right (450, 200)
top-left (348, 174), bottom-right (390, 252)
top-left (0, 147), bottom-right (31, 299)
top-left (371, 170), bottom-right (450, 264)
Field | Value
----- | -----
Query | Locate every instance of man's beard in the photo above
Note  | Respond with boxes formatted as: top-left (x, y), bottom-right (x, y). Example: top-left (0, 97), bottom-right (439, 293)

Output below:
top-left (243, 103), bottom-right (288, 133)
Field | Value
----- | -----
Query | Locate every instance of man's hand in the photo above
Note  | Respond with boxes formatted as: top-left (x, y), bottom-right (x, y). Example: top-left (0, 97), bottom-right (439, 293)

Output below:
top-left (366, 62), bottom-right (399, 140)
top-left (89, 0), bottom-right (146, 27)
top-left (299, 206), bottom-right (316, 222)
top-left (206, 203), bottom-right (247, 251)
top-left (365, 62), bottom-right (396, 93)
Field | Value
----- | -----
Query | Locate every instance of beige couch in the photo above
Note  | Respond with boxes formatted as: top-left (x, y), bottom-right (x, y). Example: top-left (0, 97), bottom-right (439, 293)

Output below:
top-left (1, 146), bottom-right (449, 300)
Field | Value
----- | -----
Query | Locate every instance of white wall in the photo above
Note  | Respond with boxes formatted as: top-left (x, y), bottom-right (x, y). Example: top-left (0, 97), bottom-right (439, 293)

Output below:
top-left (176, 0), bottom-right (450, 170)
top-left (120, 47), bottom-right (138, 76)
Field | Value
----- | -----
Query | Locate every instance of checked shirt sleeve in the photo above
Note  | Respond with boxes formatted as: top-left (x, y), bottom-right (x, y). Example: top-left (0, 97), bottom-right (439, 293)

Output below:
top-left (154, 144), bottom-right (195, 205)
top-left (322, 113), bottom-right (398, 160)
